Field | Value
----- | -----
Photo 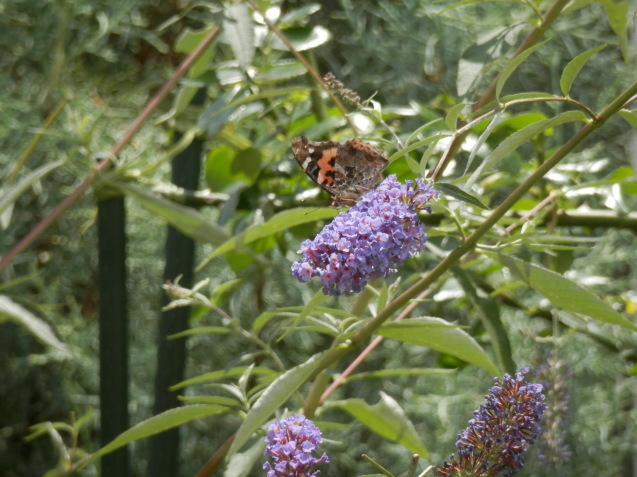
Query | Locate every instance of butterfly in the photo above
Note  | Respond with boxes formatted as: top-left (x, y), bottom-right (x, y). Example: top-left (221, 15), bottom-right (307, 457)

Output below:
top-left (292, 136), bottom-right (389, 207)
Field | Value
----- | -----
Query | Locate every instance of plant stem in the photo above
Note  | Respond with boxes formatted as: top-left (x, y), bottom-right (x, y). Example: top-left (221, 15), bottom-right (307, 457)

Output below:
top-left (304, 78), bottom-right (637, 396)
top-left (0, 27), bottom-right (220, 273)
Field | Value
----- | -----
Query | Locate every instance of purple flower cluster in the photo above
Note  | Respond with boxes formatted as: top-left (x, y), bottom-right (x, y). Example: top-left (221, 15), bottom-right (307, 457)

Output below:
top-left (291, 175), bottom-right (437, 295)
top-left (263, 414), bottom-right (329, 477)
top-left (438, 368), bottom-right (547, 477)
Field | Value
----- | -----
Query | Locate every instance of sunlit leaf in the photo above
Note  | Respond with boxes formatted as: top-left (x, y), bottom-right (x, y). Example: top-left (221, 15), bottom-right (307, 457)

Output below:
top-left (228, 351), bottom-right (328, 456)
top-left (618, 110), bottom-right (637, 130)
top-left (271, 26), bottom-right (331, 51)
top-left (199, 207), bottom-right (338, 268)
top-left (333, 392), bottom-right (428, 457)
top-left (255, 61), bottom-right (306, 81)
top-left (80, 406), bottom-right (227, 468)
top-left (499, 254), bottom-right (637, 330)
top-left (223, 4), bottom-right (255, 70)
top-left (379, 317), bottom-right (500, 375)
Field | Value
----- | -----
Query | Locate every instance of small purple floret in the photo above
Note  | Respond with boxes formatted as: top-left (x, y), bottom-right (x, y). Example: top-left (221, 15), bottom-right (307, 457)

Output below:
top-left (291, 175), bottom-right (438, 295)
top-left (438, 368), bottom-right (547, 477)
top-left (263, 414), bottom-right (329, 477)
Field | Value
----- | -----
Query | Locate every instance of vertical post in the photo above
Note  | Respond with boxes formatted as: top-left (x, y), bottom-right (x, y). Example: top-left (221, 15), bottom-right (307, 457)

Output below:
top-left (97, 192), bottom-right (129, 476)
top-left (147, 109), bottom-right (203, 477)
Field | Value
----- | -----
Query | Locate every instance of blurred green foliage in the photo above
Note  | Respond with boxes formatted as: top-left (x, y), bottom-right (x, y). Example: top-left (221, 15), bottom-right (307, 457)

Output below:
top-left (0, 0), bottom-right (636, 476)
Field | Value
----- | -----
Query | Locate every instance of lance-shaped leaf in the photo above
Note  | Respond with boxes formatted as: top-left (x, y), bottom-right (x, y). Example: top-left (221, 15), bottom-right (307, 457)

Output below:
top-left (333, 392), bottom-right (428, 457)
top-left (0, 295), bottom-right (70, 358)
top-left (228, 351), bottom-right (328, 456)
top-left (198, 207), bottom-right (337, 269)
top-left (560, 44), bottom-right (607, 96)
top-left (80, 405), bottom-right (228, 468)
top-left (499, 254), bottom-right (637, 331)
top-left (378, 317), bottom-right (500, 375)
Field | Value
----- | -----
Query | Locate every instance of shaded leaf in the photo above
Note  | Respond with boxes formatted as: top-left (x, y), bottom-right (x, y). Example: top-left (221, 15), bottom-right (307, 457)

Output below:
top-left (205, 146), bottom-right (262, 191)
top-left (498, 254), bottom-right (637, 330)
top-left (601, 0), bottom-right (629, 61)
top-left (496, 40), bottom-right (549, 101)
top-left (435, 182), bottom-right (489, 210)
top-left (0, 295), bottom-right (71, 358)
top-left (445, 103), bottom-right (468, 130)
top-left (81, 405), bottom-right (227, 468)
top-left (279, 4), bottom-right (321, 26)
top-left (452, 267), bottom-right (515, 374)
top-left (560, 44), bottom-right (606, 96)
top-left (468, 110), bottom-right (588, 185)
top-left (114, 182), bottom-right (230, 246)
top-left (0, 159), bottom-right (65, 225)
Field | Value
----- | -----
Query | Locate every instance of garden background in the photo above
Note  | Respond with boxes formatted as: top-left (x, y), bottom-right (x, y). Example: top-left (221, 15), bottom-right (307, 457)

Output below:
top-left (1, 1), bottom-right (636, 476)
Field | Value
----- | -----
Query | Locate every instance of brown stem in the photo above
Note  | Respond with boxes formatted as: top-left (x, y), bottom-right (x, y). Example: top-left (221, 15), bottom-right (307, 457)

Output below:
top-left (0, 27), bottom-right (221, 273)
top-left (428, 0), bottom-right (571, 181)
top-left (244, 0), bottom-right (358, 134)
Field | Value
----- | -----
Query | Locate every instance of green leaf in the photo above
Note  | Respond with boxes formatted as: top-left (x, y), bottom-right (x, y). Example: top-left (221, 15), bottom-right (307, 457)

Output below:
top-left (228, 351), bottom-right (328, 456)
top-left (389, 134), bottom-right (449, 163)
top-left (271, 26), bottom-right (331, 51)
top-left (560, 44), bottom-right (606, 96)
top-left (204, 146), bottom-right (262, 191)
top-left (498, 254), bottom-right (637, 331)
top-left (0, 295), bottom-right (71, 358)
top-left (198, 207), bottom-right (337, 268)
top-left (81, 405), bottom-right (227, 468)
top-left (0, 159), bottom-right (65, 222)
top-left (496, 39), bottom-right (549, 101)
top-left (333, 392), bottom-right (427, 457)
top-left (277, 289), bottom-right (329, 340)
top-left (445, 103), bottom-right (468, 130)
top-left (278, 4), bottom-right (321, 26)
top-left (618, 110), bottom-right (637, 130)
top-left (346, 368), bottom-right (455, 381)
top-left (378, 317), bottom-right (500, 375)
top-left (435, 182), bottom-right (489, 210)
top-left (224, 437), bottom-right (266, 477)
top-left (171, 366), bottom-right (277, 391)
top-left (169, 326), bottom-right (231, 339)
top-left (452, 267), bottom-right (515, 374)
top-left (601, 0), bottom-right (629, 62)
top-left (255, 61), bottom-right (306, 81)
top-left (114, 182), bottom-right (230, 246)
top-left (174, 26), bottom-right (217, 78)
top-left (223, 4), bottom-right (255, 70)
top-left (468, 110), bottom-right (588, 185)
